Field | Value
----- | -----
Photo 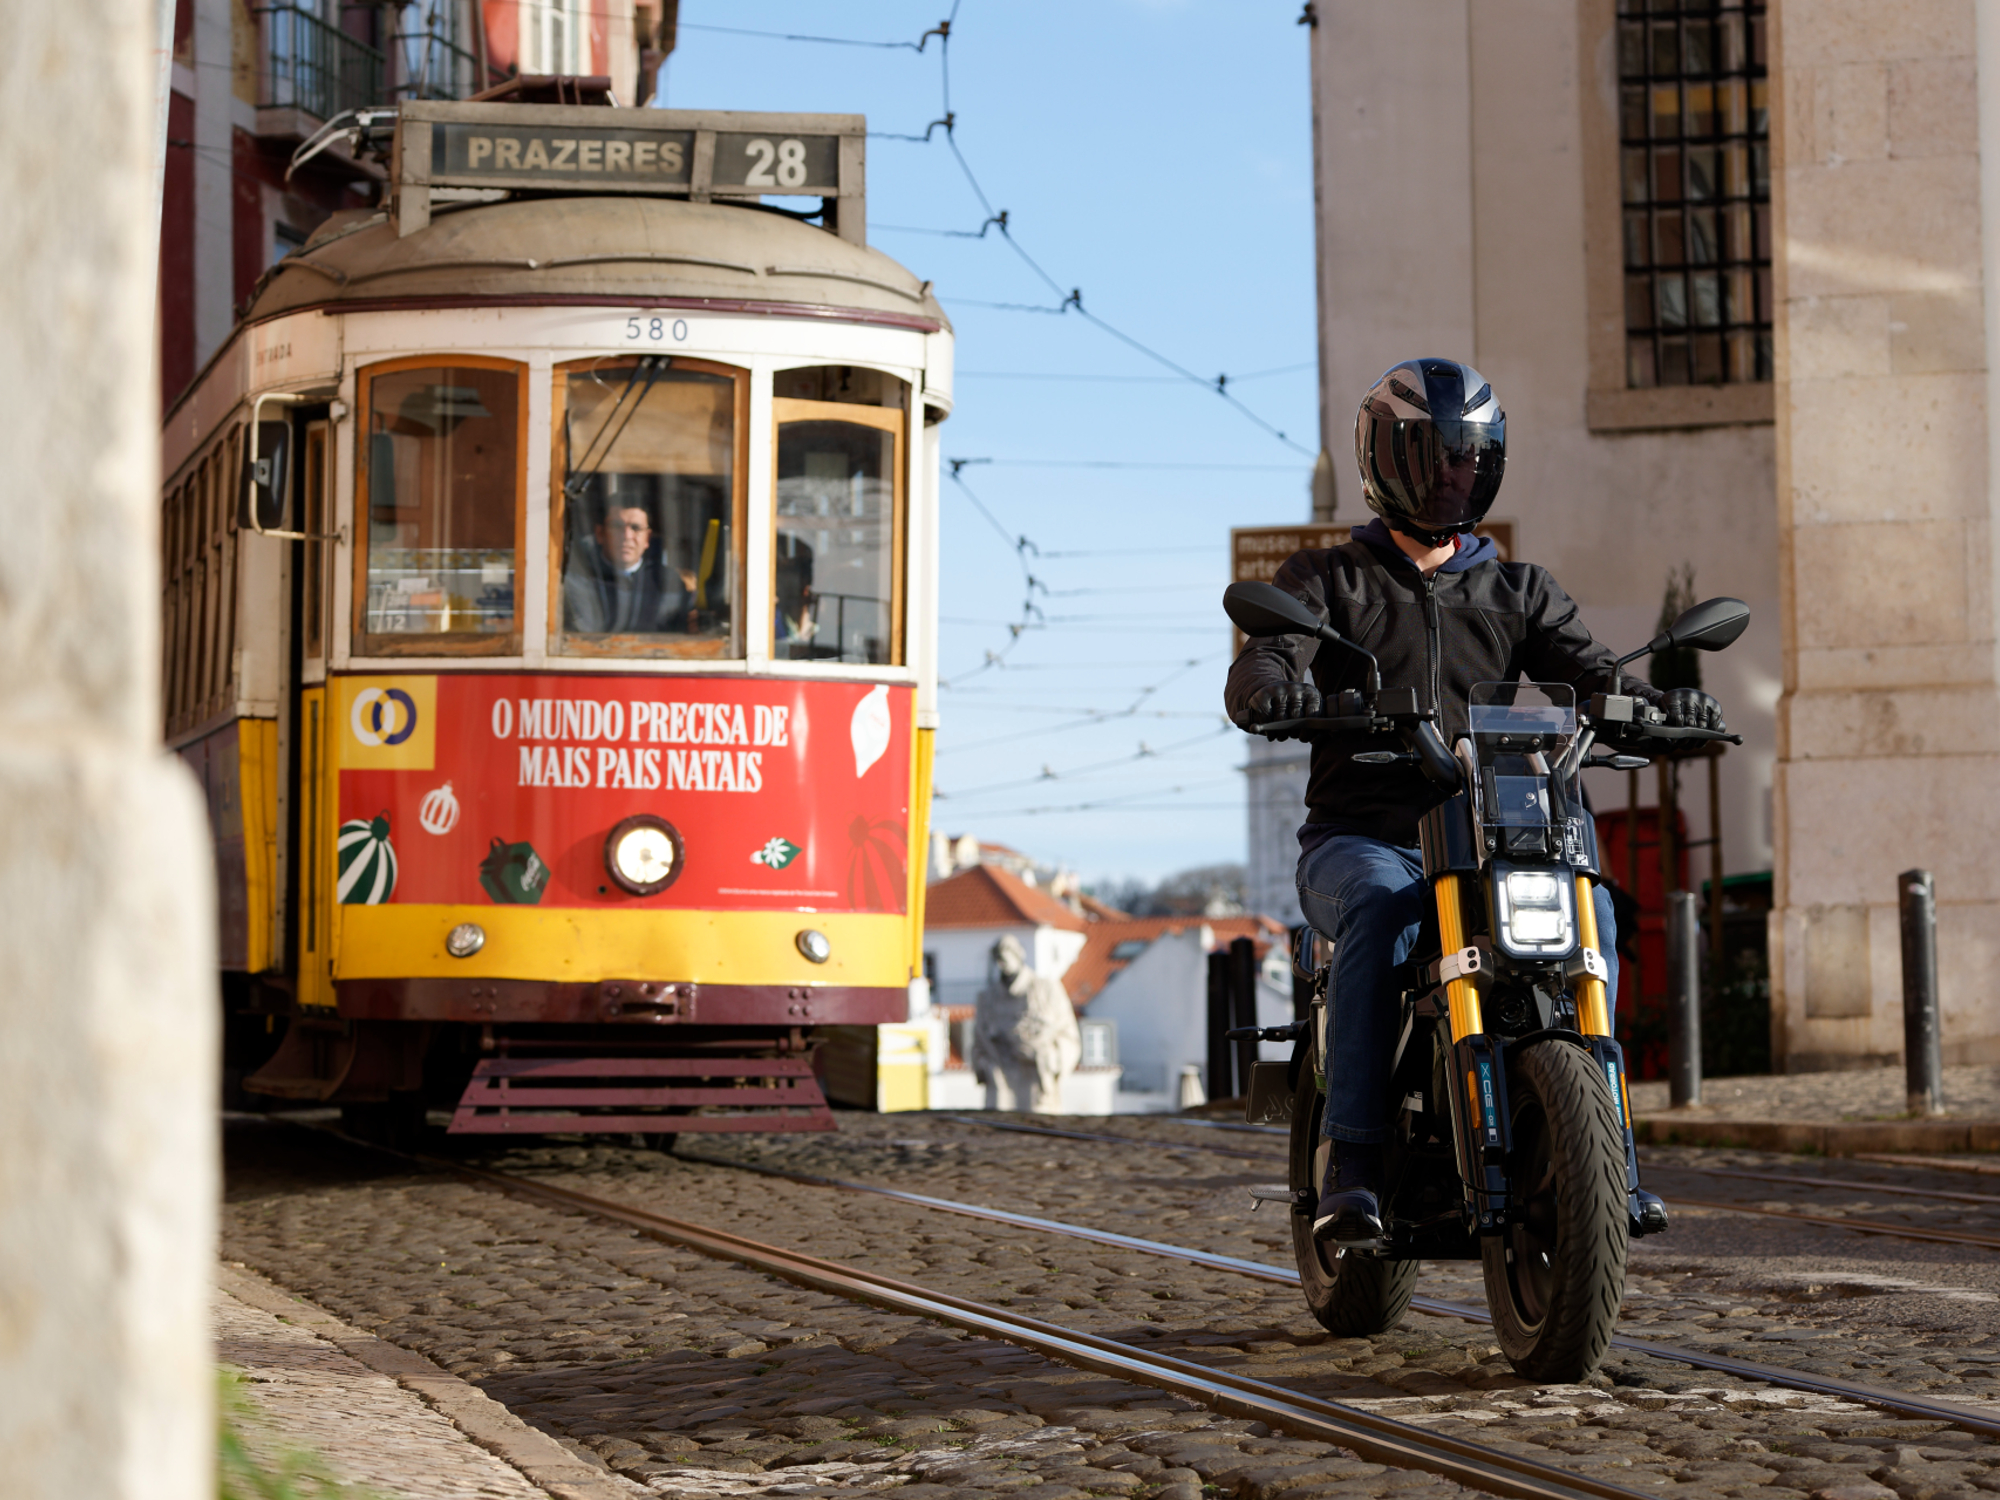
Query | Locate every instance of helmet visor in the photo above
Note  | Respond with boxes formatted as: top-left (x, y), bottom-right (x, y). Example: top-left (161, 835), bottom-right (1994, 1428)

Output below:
top-left (1373, 416), bottom-right (1505, 531)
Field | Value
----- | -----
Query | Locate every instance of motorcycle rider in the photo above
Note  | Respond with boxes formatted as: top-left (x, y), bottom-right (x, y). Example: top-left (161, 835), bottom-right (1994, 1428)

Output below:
top-left (1225, 358), bottom-right (1724, 1245)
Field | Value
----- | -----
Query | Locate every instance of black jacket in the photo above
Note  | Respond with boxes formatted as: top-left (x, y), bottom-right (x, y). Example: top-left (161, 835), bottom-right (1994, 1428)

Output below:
top-left (561, 547), bottom-right (694, 635)
top-left (1224, 520), bottom-right (1653, 846)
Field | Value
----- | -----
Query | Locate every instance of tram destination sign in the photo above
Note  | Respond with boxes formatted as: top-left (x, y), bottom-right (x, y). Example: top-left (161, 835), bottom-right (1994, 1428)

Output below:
top-left (393, 103), bottom-right (866, 244)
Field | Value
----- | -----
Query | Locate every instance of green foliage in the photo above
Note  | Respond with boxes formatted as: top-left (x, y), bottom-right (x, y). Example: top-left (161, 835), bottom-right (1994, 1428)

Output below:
top-left (1648, 562), bottom-right (1703, 694)
top-left (218, 1372), bottom-right (384, 1500)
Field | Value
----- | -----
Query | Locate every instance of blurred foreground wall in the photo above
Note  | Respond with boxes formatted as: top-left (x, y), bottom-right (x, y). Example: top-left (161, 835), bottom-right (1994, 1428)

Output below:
top-left (0, 1), bottom-right (219, 1494)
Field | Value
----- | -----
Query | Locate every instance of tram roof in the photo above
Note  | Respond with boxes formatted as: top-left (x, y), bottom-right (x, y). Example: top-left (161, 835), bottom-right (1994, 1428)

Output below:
top-left (243, 194), bottom-right (949, 334)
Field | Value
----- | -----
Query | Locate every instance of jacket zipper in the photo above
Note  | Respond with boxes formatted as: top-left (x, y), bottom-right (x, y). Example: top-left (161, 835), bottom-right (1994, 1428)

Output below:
top-left (1422, 574), bottom-right (1442, 716)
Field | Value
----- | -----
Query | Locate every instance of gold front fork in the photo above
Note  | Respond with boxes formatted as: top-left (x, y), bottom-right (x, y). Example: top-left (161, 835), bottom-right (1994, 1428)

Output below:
top-left (1435, 873), bottom-right (1483, 1041)
top-left (1574, 874), bottom-right (1612, 1037)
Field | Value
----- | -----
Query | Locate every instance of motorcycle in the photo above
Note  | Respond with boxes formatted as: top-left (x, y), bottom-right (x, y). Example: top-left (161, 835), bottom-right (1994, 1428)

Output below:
top-left (1221, 580), bottom-right (1747, 1381)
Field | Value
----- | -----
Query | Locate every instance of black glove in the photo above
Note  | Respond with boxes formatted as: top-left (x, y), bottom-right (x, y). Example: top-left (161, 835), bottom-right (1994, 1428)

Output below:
top-left (1660, 687), bottom-right (1725, 731)
top-left (1242, 681), bottom-right (1323, 725)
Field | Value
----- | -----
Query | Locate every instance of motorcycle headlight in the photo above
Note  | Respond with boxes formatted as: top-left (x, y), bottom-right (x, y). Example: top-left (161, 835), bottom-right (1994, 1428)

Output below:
top-left (1496, 867), bottom-right (1575, 954)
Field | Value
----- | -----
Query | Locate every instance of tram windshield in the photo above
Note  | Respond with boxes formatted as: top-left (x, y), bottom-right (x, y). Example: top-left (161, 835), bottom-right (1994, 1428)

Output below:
top-left (361, 362), bottom-right (522, 648)
top-left (773, 367), bottom-right (906, 666)
top-left (556, 359), bottom-right (740, 656)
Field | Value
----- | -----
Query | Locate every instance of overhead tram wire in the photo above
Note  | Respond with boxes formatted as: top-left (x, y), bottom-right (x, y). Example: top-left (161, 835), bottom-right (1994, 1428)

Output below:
top-left (938, 463), bottom-right (1048, 687)
top-left (688, 4), bottom-right (1313, 460)
top-left (684, 5), bottom-right (1268, 758)
top-left (678, 19), bottom-right (950, 51)
top-left (943, 361), bottom-right (1318, 383)
top-left (939, 655), bottom-right (1232, 753)
top-left (946, 457), bottom-right (1302, 472)
top-left (969, 774), bottom-right (1246, 819)
top-left (936, 724), bottom-right (1234, 802)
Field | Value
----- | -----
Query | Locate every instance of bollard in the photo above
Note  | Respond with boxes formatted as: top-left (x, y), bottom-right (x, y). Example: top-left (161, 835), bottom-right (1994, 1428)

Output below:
top-left (1666, 890), bottom-right (1702, 1108)
top-left (1899, 869), bottom-right (1945, 1117)
top-left (1229, 936), bottom-right (1260, 1099)
top-left (1205, 950), bottom-right (1233, 1103)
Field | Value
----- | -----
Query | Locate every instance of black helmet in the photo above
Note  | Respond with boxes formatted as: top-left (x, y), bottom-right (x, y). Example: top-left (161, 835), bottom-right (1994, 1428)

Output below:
top-left (1354, 358), bottom-right (1506, 540)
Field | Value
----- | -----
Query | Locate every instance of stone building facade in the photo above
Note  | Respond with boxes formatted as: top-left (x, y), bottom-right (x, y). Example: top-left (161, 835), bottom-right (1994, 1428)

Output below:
top-left (1300, 0), bottom-right (2000, 1069)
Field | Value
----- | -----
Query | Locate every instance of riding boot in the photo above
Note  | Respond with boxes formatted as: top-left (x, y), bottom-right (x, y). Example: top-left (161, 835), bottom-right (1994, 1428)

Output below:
top-left (1313, 1141), bottom-right (1385, 1244)
top-left (1630, 1189), bottom-right (1669, 1236)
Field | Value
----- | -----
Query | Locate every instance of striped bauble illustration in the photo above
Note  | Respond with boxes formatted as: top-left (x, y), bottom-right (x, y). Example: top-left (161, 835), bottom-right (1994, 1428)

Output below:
top-left (336, 813), bottom-right (398, 904)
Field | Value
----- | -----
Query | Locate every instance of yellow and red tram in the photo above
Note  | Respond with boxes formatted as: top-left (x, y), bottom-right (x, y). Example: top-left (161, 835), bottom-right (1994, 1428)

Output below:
top-left (163, 100), bottom-right (949, 1136)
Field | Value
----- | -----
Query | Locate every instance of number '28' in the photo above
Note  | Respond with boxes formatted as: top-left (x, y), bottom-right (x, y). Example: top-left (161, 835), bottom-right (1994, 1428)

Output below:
top-left (744, 138), bottom-right (809, 189)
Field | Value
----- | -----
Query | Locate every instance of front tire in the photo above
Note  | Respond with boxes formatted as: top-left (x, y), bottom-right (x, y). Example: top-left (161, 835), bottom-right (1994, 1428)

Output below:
top-left (1290, 1062), bottom-right (1416, 1335)
top-left (1480, 1040), bottom-right (1629, 1381)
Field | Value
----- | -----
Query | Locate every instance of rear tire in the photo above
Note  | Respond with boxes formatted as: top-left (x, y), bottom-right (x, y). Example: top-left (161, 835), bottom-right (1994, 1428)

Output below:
top-left (1290, 1063), bottom-right (1416, 1335)
top-left (1480, 1039), bottom-right (1628, 1382)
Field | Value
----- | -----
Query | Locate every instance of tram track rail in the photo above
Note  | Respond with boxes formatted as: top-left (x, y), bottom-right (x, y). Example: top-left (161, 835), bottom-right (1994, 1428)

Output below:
top-left (674, 1150), bottom-right (2000, 1442)
top-left (411, 1149), bottom-right (1653, 1500)
top-left (260, 1116), bottom-right (2000, 1500)
top-left (946, 1117), bottom-right (2000, 1254)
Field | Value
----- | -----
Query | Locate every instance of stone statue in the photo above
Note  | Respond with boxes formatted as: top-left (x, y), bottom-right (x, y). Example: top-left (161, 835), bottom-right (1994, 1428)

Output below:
top-left (970, 933), bottom-right (1082, 1112)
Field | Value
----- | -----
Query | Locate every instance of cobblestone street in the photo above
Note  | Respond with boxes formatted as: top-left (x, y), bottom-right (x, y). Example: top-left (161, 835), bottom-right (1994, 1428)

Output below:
top-left (223, 1108), bottom-right (2000, 1500)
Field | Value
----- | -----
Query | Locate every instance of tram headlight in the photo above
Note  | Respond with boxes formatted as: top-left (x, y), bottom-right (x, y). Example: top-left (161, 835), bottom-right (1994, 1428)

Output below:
top-left (1496, 868), bottom-right (1575, 954)
top-left (796, 929), bottom-right (832, 964)
top-left (605, 815), bottom-right (685, 896)
top-left (445, 922), bottom-right (485, 958)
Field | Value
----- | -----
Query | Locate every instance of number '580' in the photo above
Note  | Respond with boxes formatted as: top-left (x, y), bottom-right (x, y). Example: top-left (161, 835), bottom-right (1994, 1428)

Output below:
top-left (625, 317), bottom-right (689, 343)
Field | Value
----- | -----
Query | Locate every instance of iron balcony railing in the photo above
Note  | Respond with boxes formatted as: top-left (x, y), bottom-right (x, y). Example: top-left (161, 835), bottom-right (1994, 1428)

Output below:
top-left (394, 22), bottom-right (486, 101)
top-left (257, 4), bottom-right (386, 121)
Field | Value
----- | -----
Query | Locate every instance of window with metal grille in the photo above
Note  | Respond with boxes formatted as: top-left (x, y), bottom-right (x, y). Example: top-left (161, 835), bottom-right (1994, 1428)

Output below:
top-left (1619, 0), bottom-right (1770, 388)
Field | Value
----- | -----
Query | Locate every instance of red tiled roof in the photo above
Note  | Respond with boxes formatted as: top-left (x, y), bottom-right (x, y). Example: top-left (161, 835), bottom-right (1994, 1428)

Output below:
top-left (1062, 914), bottom-right (1287, 1007)
top-left (1075, 892), bottom-right (1133, 922)
top-left (923, 863), bottom-right (1089, 933)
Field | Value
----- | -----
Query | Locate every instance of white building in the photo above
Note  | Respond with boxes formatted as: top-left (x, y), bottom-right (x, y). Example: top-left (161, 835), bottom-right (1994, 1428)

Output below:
top-left (921, 862), bottom-right (1117, 1112)
top-left (1066, 915), bottom-right (1294, 1105)
top-left (1297, 2), bottom-right (2000, 1071)
top-left (921, 864), bottom-right (1296, 1112)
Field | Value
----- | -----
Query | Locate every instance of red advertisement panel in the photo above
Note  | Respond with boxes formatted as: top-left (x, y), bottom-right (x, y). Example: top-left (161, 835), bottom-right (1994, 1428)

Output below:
top-left (334, 674), bottom-right (911, 913)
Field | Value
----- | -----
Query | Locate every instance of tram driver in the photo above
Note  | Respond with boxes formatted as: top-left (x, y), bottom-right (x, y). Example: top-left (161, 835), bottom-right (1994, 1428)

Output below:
top-left (1225, 358), bottom-right (1721, 1246)
top-left (563, 501), bottom-right (698, 634)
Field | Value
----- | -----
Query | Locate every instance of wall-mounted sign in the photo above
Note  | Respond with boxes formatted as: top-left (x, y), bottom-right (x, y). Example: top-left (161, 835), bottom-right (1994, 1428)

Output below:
top-left (394, 104), bottom-right (867, 244)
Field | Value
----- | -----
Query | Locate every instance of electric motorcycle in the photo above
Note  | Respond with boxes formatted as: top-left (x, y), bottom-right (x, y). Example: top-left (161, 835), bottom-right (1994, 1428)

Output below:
top-left (1222, 581), bottom-right (1747, 1381)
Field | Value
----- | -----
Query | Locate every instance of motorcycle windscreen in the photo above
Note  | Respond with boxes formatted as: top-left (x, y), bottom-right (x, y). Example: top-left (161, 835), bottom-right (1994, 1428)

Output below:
top-left (1466, 681), bottom-right (1576, 759)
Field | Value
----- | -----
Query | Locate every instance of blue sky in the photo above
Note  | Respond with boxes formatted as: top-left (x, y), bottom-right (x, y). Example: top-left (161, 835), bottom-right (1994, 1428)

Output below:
top-left (663, 3), bottom-right (1317, 887)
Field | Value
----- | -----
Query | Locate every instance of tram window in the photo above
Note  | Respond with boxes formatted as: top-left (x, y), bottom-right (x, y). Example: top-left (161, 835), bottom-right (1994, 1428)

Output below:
top-left (773, 396), bottom-right (904, 666)
top-left (358, 360), bottom-right (522, 652)
top-left (773, 365), bottom-right (904, 408)
top-left (555, 360), bottom-right (742, 657)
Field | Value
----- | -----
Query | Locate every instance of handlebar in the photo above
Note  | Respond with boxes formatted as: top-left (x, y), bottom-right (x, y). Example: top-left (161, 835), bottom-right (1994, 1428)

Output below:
top-left (1596, 722), bottom-right (1742, 746)
top-left (1244, 715), bottom-right (1378, 736)
top-left (1242, 715), bottom-right (1462, 791)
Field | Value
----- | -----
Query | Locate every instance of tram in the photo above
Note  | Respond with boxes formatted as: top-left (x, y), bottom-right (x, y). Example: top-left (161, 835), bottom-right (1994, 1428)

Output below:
top-left (162, 94), bottom-right (949, 1137)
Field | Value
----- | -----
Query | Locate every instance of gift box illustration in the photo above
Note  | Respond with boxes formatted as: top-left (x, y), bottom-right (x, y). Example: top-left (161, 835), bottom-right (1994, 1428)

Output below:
top-left (479, 837), bottom-right (548, 905)
top-left (336, 814), bottom-right (398, 905)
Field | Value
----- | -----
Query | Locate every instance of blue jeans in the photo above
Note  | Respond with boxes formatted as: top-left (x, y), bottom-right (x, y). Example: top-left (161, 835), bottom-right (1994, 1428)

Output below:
top-left (1296, 832), bottom-right (1619, 1144)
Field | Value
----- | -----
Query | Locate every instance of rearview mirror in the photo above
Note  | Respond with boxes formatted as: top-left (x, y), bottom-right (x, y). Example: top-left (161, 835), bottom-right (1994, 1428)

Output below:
top-left (1224, 581), bottom-right (1321, 639)
top-left (240, 420), bottom-right (290, 533)
top-left (1664, 596), bottom-right (1750, 653)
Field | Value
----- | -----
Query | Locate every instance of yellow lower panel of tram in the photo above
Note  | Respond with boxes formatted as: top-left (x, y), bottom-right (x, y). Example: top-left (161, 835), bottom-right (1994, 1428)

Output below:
top-left (333, 904), bottom-right (912, 988)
